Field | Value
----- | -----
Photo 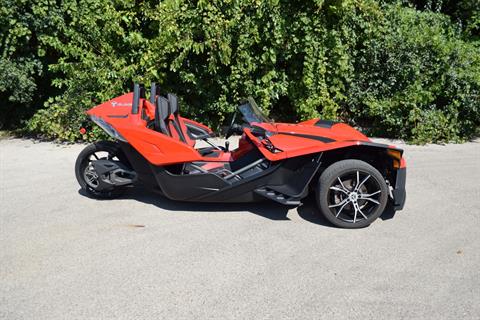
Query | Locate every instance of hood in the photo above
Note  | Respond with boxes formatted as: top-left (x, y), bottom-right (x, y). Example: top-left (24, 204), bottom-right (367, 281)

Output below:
top-left (273, 119), bottom-right (370, 143)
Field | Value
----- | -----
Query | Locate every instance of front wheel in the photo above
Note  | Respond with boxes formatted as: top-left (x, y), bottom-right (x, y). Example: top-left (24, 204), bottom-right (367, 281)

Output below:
top-left (75, 141), bottom-right (129, 199)
top-left (316, 159), bottom-right (388, 228)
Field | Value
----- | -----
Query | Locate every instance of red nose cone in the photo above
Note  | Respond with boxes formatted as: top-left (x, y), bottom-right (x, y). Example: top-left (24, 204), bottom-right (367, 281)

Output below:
top-left (79, 127), bottom-right (87, 135)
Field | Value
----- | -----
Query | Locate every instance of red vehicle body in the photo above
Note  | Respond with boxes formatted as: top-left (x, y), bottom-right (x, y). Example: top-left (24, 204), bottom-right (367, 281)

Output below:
top-left (75, 83), bottom-right (406, 228)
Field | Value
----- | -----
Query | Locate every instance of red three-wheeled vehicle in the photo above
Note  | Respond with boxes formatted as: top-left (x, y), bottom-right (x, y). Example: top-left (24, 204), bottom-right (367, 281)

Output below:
top-left (75, 83), bottom-right (406, 228)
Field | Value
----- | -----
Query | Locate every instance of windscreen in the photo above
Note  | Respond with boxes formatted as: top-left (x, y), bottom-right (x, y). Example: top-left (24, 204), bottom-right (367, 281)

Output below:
top-left (237, 97), bottom-right (272, 125)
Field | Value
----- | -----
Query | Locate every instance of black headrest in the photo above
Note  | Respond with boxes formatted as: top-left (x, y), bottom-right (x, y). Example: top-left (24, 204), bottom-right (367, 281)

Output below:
top-left (167, 93), bottom-right (178, 115)
top-left (157, 96), bottom-right (170, 120)
top-left (132, 83), bottom-right (146, 114)
top-left (154, 96), bottom-right (170, 135)
top-left (150, 83), bottom-right (161, 104)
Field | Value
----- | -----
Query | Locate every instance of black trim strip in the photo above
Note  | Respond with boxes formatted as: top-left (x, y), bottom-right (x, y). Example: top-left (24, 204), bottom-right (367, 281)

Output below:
top-left (278, 132), bottom-right (335, 143)
top-left (107, 114), bottom-right (128, 118)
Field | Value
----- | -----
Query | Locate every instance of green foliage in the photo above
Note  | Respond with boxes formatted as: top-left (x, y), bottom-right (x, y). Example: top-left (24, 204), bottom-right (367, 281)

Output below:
top-left (1, 0), bottom-right (42, 128)
top-left (27, 0), bottom-right (149, 141)
top-left (1, 0), bottom-right (479, 143)
top-left (348, 4), bottom-right (480, 143)
top-left (389, 1), bottom-right (480, 38)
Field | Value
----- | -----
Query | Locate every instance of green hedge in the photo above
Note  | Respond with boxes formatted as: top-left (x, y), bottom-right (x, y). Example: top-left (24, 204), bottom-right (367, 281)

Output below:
top-left (1, 0), bottom-right (479, 143)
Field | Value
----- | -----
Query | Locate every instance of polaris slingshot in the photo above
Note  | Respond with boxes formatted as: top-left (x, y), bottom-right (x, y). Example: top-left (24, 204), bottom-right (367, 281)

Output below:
top-left (75, 83), bottom-right (406, 228)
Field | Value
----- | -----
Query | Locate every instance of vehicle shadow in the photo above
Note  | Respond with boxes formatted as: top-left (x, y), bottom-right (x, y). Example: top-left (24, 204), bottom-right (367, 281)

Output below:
top-left (380, 203), bottom-right (397, 220)
top-left (297, 194), bottom-right (397, 226)
top-left (78, 187), bottom-right (396, 225)
top-left (296, 195), bottom-right (334, 227)
top-left (79, 187), bottom-right (291, 221)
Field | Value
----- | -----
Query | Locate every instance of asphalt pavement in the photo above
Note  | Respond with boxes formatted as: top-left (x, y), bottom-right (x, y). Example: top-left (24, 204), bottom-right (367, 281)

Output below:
top-left (1, 137), bottom-right (479, 319)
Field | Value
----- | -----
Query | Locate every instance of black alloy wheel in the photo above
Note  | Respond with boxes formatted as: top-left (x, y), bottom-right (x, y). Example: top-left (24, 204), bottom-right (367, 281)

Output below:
top-left (316, 159), bottom-right (388, 228)
top-left (75, 141), bottom-right (129, 199)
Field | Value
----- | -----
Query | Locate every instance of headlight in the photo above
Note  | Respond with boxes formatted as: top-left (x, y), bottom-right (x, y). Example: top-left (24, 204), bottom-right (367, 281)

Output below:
top-left (387, 149), bottom-right (402, 169)
top-left (90, 115), bottom-right (127, 142)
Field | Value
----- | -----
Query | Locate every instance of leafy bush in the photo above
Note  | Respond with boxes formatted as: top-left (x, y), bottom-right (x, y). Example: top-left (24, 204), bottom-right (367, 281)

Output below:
top-left (390, 0), bottom-right (480, 38)
top-left (348, 4), bottom-right (480, 143)
top-left (26, 0), bottom-right (147, 141)
top-left (0, 1), bottom-right (47, 128)
top-left (1, 0), bottom-right (479, 143)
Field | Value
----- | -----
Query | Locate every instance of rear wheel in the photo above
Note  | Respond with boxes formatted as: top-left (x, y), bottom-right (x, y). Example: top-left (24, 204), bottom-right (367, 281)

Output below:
top-left (316, 159), bottom-right (388, 228)
top-left (75, 141), bottom-right (129, 199)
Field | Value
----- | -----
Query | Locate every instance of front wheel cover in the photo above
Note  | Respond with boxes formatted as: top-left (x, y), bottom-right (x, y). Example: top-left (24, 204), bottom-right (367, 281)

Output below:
top-left (316, 159), bottom-right (388, 228)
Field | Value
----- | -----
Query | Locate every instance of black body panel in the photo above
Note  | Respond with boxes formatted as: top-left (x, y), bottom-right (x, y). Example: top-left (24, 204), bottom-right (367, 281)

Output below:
top-left (119, 141), bottom-right (322, 204)
top-left (119, 142), bottom-right (159, 189)
top-left (151, 166), bottom-right (231, 200)
top-left (264, 153), bottom-right (321, 198)
top-left (151, 153), bottom-right (322, 203)
top-left (392, 167), bottom-right (406, 210)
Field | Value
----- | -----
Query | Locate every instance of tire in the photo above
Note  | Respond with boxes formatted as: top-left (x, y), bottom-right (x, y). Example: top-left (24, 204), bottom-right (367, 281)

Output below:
top-left (316, 159), bottom-right (388, 228)
top-left (75, 141), bottom-right (128, 199)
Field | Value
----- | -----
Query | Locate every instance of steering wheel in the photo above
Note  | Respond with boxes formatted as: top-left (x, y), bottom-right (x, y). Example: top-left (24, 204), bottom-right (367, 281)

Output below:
top-left (225, 110), bottom-right (238, 139)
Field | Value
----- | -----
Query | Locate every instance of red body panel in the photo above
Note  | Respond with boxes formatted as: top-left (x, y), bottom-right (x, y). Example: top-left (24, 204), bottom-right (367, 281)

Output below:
top-left (245, 128), bottom-right (373, 162)
top-left (275, 121), bottom-right (369, 141)
top-left (86, 94), bottom-right (404, 166)
top-left (243, 120), bottom-right (372, 161)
